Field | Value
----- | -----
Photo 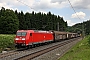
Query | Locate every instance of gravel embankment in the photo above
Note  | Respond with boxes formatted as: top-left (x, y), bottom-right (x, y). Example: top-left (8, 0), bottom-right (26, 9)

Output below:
top-left (32, 38), bottom-right (82, 60)
top-left (0, 38), bottom-right (81, 60)
top-left (0, 39), bottom-right (71, 60)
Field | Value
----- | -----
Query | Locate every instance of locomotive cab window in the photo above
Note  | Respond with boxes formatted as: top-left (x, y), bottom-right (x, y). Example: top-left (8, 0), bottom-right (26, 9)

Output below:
top-left (30, 33), bottom-right (32, 36)
top-left (22, 32), bottom-right (27, 36)
top-left (17, 32), bottom-right (27, 36)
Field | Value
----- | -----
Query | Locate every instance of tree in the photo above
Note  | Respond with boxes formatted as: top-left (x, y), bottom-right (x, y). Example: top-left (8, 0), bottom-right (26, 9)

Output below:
top-left (25, 12), bottom-right (32, 29)
top-left (0, 8), bottom-right (19, 34)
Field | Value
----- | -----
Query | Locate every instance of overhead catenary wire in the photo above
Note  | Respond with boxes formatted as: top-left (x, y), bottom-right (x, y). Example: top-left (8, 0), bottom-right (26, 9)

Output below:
top-left (67, 0), bottom-right (85, 38)
top-left (67, 0), bottom-right (82, 20)
top-left (16, 0), bottom-right (34, 9)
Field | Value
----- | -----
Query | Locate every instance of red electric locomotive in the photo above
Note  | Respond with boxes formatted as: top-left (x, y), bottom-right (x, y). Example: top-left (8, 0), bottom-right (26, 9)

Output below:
top-left (14, 30), bottom-right (79, 48)
top-left (14, 30), bottom-right (54, 48)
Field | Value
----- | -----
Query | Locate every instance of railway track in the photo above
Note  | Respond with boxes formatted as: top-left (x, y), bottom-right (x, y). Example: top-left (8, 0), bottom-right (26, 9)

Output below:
top-left (0, 50), bottom-right (17, 58)
top-left (15, 38), bottom-right (80, 60)
top-left (0, 37), bottom-right (81, 60)
top-left (0, 48), bottom-right (27, 59)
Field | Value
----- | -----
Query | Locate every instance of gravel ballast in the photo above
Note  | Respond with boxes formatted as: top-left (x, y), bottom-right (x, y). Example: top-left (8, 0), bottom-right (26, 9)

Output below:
top-left (32, 38), bottom-right (82, 60)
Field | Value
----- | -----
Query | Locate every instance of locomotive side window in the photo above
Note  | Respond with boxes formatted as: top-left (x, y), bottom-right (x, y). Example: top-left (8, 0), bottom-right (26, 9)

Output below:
top-left (17, 32), bottom-right (26, 36)
top-left (30, 33), bottom-right (32, 36)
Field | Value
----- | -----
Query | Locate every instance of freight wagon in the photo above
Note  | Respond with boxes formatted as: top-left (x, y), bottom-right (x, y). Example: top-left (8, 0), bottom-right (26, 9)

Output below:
top-left (14, 30), bottom-right (79, 48)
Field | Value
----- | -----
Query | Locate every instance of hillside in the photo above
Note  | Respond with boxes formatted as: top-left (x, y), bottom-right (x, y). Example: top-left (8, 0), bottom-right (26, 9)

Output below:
top-left (67, 20), bottom-right (90, 35)
top-left (59, 35), bottom-right (90, 60)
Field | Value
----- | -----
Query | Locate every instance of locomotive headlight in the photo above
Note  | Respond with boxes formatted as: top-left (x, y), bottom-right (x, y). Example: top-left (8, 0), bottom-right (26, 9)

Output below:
top-left (22, 38), bottom-right (25, 40)
top-left (15, 38), bottom-right (19, 40)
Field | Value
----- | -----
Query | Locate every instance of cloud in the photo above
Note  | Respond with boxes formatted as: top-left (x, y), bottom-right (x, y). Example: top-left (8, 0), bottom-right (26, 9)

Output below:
top-left (65, 20), bottom-right (76, 26)
top-left (71, 11), bottom-right (86, 19)
top-left (70, 0), bottom-right (90, 9)
top-left (51, 0), bottom-right (90, 9)
top-left (51, 0), bottom-right (66, 3)
top-left (0, 0), bottom-right (90, 11)
top-left (16, 0), bottom-right (68, 11)
top-left (1, 0), bottom-right (90, 12)
top-left (33, 0), bottom-right (90, 10)
top-left (0, 3), bottom-right (12, 9)
top-left (0, 0), bottom-right (23, 10)
top-left (30, 0), bottom-right (68, 10)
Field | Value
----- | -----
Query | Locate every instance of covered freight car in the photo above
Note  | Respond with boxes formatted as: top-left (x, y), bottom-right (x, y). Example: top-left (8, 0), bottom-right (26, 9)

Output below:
top-left (53, 31), bottom-right (67, 41)
top-left (52, 31), bottom-right (78, 41)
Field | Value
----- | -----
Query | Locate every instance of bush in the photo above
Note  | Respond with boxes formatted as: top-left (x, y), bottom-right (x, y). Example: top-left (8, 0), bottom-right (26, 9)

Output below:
top-left (87, 36), bottom-right (90, 45)
top-left (0, 34), bottom-right (15, 52)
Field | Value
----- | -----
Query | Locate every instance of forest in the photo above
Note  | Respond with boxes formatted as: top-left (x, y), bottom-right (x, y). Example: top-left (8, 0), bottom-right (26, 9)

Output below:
top-left (0, 7), bottom-right (90, 35)
top-left (0, 7), bottom-right (67, 34)
top-left (67, 20), bottom-right (90, 36)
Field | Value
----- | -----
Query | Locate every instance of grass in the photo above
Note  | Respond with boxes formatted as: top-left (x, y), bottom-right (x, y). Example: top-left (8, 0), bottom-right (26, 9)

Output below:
top-left (59, 36), bottom-right (90, 60)
top-left (0, 34), bottom-right (16, 53)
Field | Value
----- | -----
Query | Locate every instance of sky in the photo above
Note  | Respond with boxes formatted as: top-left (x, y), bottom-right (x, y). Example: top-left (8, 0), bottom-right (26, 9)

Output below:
top-left (0, 0), bottom-right (90, 26)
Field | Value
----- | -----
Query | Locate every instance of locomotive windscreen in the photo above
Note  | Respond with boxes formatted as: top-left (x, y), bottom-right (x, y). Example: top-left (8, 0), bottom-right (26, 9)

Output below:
top-left (16, 32), bottom-right (27, 36)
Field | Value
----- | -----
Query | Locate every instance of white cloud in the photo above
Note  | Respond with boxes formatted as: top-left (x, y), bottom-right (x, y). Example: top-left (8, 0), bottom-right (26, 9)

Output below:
top-left (29, 0), bottom-right (68, 10)
top-left (0, 0), bottom-right (22, 10)
top-left (0, 0), bottom-right (90, 11)
top-left (0, 3), bottom-right (12, 9)
top-left (66, 20), bottom-right (76, 26)
top-left (70, 0), bottom-right (90, 9)
top-left (71, 12), bottom-right (86, 19)
top-left (51, 0), bottom-right (90, 10)
top-left (31, 0), bottom-right (90, 10)
top-left (51, 0), bottom-right (90, 9)
top-left (15, 0), bottom-right (68, 11)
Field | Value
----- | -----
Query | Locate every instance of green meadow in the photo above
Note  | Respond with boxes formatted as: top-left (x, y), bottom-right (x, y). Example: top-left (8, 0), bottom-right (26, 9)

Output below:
top-left (59, 35), bottom-right (90, 60)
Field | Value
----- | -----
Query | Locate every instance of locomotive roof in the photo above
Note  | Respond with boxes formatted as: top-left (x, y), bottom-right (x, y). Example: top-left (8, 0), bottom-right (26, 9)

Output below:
top-left (17, 30), bottom-right (53, 33)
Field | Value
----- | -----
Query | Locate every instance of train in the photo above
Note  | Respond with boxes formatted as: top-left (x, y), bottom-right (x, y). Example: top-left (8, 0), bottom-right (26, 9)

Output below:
top-left (14, 30), bottom-right (80, 48)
